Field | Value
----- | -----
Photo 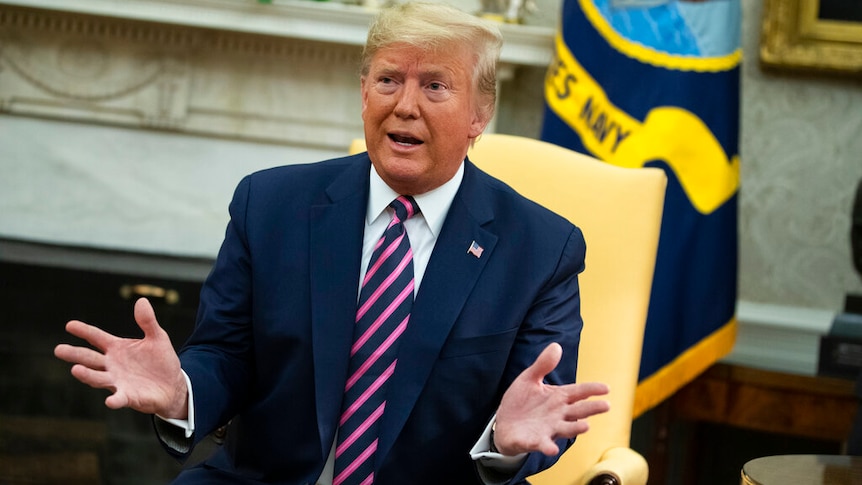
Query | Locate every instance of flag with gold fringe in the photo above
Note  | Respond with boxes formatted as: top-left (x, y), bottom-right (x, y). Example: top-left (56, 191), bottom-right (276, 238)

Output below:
top-left (541, 0), bottom-right (741, 416)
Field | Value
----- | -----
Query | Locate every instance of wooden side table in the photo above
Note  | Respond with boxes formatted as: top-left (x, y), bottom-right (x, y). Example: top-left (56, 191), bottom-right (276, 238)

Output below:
top-left (673, 364), bottom-right (857, 442)
top-left (741, 455), bottom-right (862, 484)
top-left (643, 363), bottom-right (860, 484)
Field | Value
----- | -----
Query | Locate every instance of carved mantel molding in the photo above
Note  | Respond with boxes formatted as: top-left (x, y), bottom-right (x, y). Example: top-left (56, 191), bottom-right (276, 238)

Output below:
top-left (0, 0), bottom-right (554, 149)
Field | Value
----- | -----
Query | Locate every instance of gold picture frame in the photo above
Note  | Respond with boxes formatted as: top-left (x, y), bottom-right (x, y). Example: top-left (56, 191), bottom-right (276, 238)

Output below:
top-left (760, 0), bottom-right (862, 75)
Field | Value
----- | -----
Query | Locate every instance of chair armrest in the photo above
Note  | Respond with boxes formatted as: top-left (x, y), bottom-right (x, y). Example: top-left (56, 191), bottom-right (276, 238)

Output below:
top-left (580, 447), bottom-right (649, 485)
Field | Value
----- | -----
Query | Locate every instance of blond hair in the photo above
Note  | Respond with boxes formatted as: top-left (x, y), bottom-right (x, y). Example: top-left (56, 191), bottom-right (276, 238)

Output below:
top-left (361, 2), bottom-right (503, 122)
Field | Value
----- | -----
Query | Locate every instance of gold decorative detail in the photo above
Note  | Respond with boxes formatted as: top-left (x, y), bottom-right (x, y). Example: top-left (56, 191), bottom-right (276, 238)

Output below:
top-left (760, 0), bottom-right (862, 76)
top-left (119, 284), bottom-right (180, 305)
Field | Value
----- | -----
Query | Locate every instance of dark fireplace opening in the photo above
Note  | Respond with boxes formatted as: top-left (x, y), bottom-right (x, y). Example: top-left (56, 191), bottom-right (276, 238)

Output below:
top-left (1, 257), bottom-right (208, 484)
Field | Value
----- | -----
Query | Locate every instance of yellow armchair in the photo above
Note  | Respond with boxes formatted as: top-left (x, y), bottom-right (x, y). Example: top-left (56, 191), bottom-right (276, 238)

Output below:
top-left (348, 133), bottom-right (666, 485)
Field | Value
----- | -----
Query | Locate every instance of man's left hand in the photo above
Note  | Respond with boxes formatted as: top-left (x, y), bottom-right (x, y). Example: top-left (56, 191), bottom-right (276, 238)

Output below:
top-left (493, 342), bottom-right (610, 456)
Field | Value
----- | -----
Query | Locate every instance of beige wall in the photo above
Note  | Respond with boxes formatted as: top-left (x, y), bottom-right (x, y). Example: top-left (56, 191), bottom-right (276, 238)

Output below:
top-left (739, 0), bottom-right (862, 310)
top-left (497, 0), bottom-right (862, 313)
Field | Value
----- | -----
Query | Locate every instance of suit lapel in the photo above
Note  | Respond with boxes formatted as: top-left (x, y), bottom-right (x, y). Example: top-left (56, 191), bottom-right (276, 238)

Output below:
top-left (310, 155), bottom-right (370, 458)
top-left (376, 161), bottom-right (499, 461)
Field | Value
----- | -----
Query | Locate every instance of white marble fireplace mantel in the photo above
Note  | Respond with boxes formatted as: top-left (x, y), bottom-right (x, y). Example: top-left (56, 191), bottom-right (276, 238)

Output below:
top-left (0, 0), bottom-right (554, 260)
top-left (0, 0), bottom-right (556, 67)
top-left (0, 0), bottom-right (554, 148)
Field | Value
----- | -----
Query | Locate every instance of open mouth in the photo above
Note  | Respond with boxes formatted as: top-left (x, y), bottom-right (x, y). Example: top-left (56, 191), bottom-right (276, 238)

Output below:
top-left (389, 133), bottom-right (423, 146)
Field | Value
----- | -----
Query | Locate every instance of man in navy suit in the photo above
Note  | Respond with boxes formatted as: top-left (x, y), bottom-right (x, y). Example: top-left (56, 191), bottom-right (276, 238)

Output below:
top-left (55, 3), bottom-right (609, 484)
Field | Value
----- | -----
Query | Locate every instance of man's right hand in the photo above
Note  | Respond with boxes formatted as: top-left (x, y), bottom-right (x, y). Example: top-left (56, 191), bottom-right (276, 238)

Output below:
top-left (54, 297), bottom-right (189, 420)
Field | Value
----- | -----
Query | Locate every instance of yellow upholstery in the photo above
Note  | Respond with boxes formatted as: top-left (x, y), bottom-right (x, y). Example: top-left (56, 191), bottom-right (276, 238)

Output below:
top-left (348, 134), bottom-right (666, 485)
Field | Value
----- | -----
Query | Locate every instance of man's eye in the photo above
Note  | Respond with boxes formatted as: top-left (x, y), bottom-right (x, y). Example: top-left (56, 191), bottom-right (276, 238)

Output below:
top-left (380, 77), bottom-right (393, 84)
top-left (428, 82), bottom-right (443, 90)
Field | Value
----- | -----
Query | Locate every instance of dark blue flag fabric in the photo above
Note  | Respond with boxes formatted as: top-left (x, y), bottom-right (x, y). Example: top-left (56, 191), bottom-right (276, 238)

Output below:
top-left (541, 0), bottom-right (741, 416)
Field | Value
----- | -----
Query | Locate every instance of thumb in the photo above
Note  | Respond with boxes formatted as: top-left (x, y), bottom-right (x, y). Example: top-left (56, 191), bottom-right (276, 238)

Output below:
top-left (523, 342), bottom-right (563, 383)
top-left (134, 298), bottom-right (161, 338)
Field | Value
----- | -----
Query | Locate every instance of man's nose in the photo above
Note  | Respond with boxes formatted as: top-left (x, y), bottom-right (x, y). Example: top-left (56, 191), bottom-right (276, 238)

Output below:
top-left (393, 83), bottom-right (420, 119)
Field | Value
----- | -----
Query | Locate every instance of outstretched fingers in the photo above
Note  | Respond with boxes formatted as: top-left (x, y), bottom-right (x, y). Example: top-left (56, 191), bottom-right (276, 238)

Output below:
top-left (522, 342), bottom-right (563, 383)
top-left (561, 396), bottom-right (611, 423)
top-left (553, 419), bottom-right (591, 443)
top-left (69, 363), bottom-right (116, 391)
top-left (558, 382), bottom-right (610, 421)
top-left (54, 343), bottom-right (106, 370)
top-left (133, 298), bottom-right (163, 339)
top-left (62, 319), bottom-right (118, 352)
top-left (562, 381), bottom-right (610, 402)
top-left (104, 390), bottom-right (131, 410)
top-left (535, 437), bottom-right (562, 456)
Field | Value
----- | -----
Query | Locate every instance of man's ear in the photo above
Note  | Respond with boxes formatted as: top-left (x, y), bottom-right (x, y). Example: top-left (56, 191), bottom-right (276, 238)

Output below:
top-left (468, 110), bottom-right (490, 140)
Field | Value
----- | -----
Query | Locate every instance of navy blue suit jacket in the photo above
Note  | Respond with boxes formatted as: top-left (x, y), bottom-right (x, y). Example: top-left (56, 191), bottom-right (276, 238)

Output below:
top-left (170, 153), bottom-right (586, 484)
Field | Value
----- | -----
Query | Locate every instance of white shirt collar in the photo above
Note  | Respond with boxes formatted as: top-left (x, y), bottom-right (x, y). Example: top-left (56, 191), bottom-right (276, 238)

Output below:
top-left (367, 162), bottom-right (464, 237)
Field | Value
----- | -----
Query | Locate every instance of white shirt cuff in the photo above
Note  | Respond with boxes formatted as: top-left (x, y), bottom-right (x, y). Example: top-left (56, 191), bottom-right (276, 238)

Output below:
top-left (470, 416), bottom-right (527, 484)
top-left (155, 369), bottom-right (195, 439)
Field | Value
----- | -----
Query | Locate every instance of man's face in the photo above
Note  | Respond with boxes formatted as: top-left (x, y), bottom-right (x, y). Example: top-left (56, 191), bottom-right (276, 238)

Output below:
top-left (361, 43), bottom-right (489, 195)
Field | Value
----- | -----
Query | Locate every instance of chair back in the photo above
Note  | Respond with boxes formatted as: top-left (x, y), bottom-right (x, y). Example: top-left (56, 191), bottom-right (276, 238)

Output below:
top-left (468, 134), bottom-right (664, 484)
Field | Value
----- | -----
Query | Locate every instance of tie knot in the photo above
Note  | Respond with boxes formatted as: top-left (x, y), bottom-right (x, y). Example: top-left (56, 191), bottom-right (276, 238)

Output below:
top-left (390, 195), bottom-right (420, 222)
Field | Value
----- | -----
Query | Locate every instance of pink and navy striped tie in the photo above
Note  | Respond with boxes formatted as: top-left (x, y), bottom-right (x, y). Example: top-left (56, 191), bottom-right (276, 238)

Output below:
top-left (333, 195), bottom-right (420, 485)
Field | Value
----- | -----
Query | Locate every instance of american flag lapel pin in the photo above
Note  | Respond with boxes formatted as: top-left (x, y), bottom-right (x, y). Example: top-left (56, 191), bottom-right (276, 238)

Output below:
top-left (467, 240), bottom-right (484, 258)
